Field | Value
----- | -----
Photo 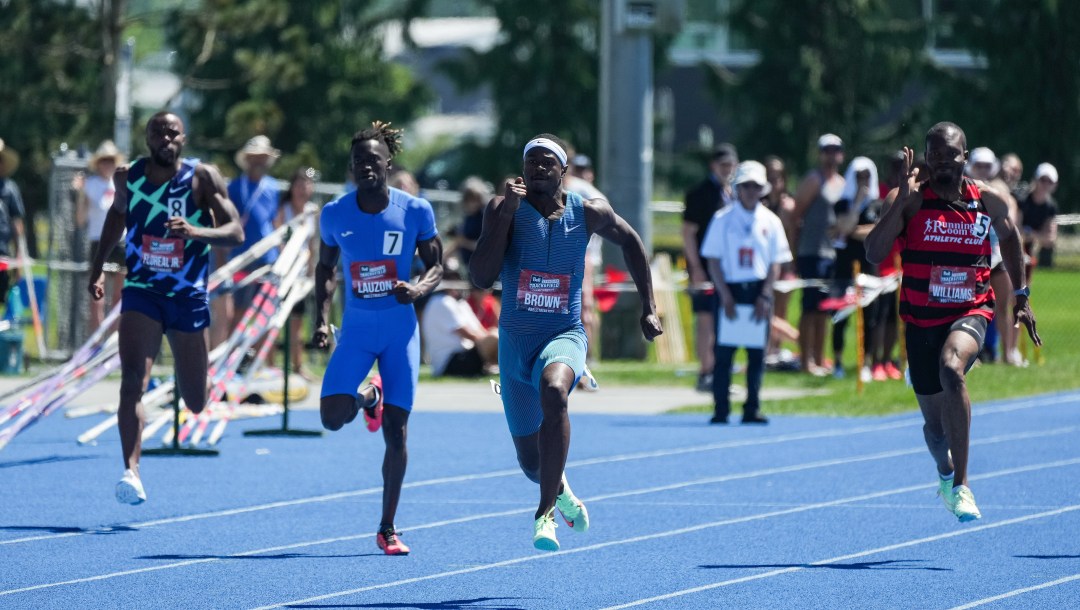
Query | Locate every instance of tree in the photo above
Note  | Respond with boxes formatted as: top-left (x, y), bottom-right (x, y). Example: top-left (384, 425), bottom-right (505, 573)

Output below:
top-left (712, 0), bottom-right (929, 172)
top-left (934, 0), bottom-right (1080, 210)
top-left (165, 0), bottom-right (432, 182)
top-left (0, 0), bottom-right (113, 243)
top-left (404, 0), bottom-right (601, 180)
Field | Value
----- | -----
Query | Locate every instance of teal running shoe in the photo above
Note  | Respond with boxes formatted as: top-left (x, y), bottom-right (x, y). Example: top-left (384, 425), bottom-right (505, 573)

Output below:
top-left (555, 479), bottom-right (590, 533)
top-left (533, 509), bottom-right (559, 551)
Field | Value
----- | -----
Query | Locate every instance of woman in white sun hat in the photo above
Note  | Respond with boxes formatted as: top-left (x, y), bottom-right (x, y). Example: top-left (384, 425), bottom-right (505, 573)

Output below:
top-left (75, 140), bottom-right (127, 332)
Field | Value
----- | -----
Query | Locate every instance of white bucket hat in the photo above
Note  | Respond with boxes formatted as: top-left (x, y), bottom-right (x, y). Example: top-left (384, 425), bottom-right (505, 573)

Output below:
top-left (733, 160), bottom-right (772, 196)
top-left (235, 135), bottom-right (281, 171)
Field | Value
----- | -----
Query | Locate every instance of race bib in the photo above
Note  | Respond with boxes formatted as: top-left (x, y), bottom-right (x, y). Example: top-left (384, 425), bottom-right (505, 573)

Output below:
top-left (517, 269), bottom-right (570, 314)
top-left (350, 260), bottom-right (398, 299)
top-left (928, 265), bottom-right (976, 304)
top-left (141, 235), bottom-right (185, 273)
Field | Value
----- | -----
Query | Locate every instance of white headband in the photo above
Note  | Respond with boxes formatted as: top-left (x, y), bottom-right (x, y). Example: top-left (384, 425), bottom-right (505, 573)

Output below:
top-left (523, 138), bottom-right (568, 167)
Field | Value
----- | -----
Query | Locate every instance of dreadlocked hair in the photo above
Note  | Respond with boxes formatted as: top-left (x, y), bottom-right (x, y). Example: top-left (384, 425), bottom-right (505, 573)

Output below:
top-left (352, 121), bottom-right (404, 157)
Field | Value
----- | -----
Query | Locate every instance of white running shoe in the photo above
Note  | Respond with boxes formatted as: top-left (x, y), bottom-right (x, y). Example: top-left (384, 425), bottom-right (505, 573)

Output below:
top-left (948, 485), bottom-right (982, 522)
top-left (116, 469), bottom-right (146, 505)
top-left (578, 365), bottom-right (599, 392)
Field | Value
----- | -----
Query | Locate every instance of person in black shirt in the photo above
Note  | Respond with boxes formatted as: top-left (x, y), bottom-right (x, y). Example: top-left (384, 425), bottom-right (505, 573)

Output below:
top-left (682, 143), bottom-right (737, 391)
top-left (1020, 162), bottom-right (1059, 279)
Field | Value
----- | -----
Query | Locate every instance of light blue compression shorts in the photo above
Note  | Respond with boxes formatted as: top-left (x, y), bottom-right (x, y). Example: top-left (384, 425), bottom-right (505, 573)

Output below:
top-left (498, 325), bottom-right (588, 437)
top-left (320, 305), bottom-right (420, 411)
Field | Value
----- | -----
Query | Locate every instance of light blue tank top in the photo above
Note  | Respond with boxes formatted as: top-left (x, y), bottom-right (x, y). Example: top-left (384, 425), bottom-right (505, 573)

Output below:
top-left (499, 191), bottom-right (589, 335)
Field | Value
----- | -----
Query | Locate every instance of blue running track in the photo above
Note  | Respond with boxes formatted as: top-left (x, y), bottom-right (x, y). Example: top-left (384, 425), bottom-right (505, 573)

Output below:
top-left (1, 391), bottom-right (1079, 609)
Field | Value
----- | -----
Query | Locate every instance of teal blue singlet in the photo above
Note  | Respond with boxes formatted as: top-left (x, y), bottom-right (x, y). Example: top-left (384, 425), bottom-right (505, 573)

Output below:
top-left (498, 191), bottom-right (590, 436)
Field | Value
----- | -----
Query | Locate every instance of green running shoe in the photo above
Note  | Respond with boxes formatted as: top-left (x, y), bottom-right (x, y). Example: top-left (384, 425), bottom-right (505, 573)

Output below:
top-left (937, 477), bottom-right (954, 511)
top-left (949, 485), bottom-right (982, 522)
top-left (555, 479), bottom-right (590, 533)
top-left (533, 509), bottom-right (559, 551)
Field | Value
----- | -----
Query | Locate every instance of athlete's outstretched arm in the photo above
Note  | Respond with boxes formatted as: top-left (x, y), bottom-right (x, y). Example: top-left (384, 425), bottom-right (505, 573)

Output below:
top-left (469, 178), bottom-right (525, 288)
top-left (584, 198), bottom-right (663, 341)
top-left (392, 236), bottom-right (444, 304)
top-left (312, 241), bottom-right (340, 350)
top-left (170, 164), bottom-right (244, 246)
top-left (982, 185), bottom-right (1041, 345)
top-left (88, 167), bottom-right (129, 300)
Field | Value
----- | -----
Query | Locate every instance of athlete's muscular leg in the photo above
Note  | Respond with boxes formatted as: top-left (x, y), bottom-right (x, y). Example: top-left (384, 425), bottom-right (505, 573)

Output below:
top-left (937, 330), bottom-right (981, 487)
top-left (535, 362), bottom-right (575, 520)
top-left (380, 404), bottom-right (410, 528)
top-left (915, 393), bottom-right (954, 477)
top-left (512, 433), bottom-right (541, 484)
top-left (166, 328), bottom-right (210, 414)
top-left (117, 312), bottom-right (164, 471)
top-left (320, 395), bottom-right (357, 431)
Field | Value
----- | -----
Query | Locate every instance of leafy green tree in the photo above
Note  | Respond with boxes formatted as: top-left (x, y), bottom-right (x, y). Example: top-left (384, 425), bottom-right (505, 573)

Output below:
top-left (403, 0), bottom-right (601, 180)
top-left (713, 0), bottom-right (929, 171)
top-left (0, 0), bottom-right (112, 242)
top-left (166, 0), bottom-right (432, 181)
top-left (934, 0), bottom-right (1080, 209)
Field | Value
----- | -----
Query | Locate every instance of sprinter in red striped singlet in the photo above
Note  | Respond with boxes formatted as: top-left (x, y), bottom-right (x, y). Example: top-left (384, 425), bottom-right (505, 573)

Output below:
top-left (866, 122), bottom-right (1041, 523)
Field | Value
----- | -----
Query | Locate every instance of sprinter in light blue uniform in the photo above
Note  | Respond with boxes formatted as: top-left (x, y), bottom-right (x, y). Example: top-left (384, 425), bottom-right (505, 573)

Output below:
top-left (312, 122), bottom-right (443, 556)
top-left (470, 133), bottom-right (663, 551)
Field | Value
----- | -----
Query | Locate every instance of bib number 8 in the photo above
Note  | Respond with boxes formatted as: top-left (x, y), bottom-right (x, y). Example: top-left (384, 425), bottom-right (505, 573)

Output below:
top-left (169, 197), bottom-right (185, 218)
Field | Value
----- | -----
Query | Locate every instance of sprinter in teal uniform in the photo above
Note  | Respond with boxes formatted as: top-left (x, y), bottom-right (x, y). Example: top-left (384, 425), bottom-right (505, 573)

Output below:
top-left (470, 134), bottom-right (663, 551)
top-left (89, 111), bottom-right (244, 505)
top-left (312, 122), bottom-right (444, 556)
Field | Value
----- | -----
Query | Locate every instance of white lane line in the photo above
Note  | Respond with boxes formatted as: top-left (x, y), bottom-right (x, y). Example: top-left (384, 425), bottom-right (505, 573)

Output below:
top-left (249, 457), bottom-right (1080, 610)
top-left (950, 573), bottom-right (1080, 609)
top-left (599, 504), bottom-right (1080, 610)
top-left (5, 392), bottom-right (1072, 548)
top-left (1, 427), bottom-right (1073, 598)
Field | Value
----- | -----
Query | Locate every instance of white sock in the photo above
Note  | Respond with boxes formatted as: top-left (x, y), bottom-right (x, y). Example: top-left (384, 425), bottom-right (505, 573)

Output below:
top-left (939, 472), bottom-right (954, 482)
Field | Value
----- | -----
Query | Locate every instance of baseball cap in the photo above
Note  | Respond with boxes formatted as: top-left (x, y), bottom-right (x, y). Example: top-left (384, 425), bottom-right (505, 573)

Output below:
top-left (818, 133), bottom-right (843, 150)
top-left (571, 154), bottom-right (592, 169)
top-left (1034, 162), bottom-right (1059, 184)
top-left (733, 161), bottom-right (772, 196)
top-left (711, 143), bottom-right (738, 161)
top-left (968, 147), bottom-right (1000, 177)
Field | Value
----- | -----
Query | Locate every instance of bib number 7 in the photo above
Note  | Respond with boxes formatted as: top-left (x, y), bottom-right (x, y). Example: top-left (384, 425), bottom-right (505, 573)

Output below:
top-left (383, 231), bottom-right (404, 255)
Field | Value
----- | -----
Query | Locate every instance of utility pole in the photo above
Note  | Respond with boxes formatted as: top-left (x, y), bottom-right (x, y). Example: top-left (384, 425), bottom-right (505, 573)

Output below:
top-left (597, 0), bottom-right (682, 359)
top-left (115, 38), bottom-right (134, 157)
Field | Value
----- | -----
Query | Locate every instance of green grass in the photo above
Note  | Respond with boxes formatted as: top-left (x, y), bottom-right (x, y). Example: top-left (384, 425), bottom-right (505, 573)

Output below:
top-left (673, 267), bottom-right (1080, 417)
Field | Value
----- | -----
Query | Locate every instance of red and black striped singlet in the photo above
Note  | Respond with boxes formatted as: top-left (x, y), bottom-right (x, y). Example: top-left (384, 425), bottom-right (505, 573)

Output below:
top-left (899, 178), bottom-right (994, 327)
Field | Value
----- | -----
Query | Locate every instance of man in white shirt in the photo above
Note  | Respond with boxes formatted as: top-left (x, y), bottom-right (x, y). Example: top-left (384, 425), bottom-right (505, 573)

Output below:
top-left (422, 271), bottom-right (498, 377)
top-left (700, 161), bottom-right (794, 425)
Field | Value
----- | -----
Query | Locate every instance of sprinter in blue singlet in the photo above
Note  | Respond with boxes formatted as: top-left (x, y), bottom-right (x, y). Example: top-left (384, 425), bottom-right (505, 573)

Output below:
top-left (88, 111), bottom-right (244, 505)
top-left (469, 133), bottom-right (663, 551)
top-left (312, 122), bottom-right (444, 556)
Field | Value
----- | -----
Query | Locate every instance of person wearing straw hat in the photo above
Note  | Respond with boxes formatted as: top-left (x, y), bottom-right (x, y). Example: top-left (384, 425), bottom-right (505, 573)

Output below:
top-left (700, 160), bottom-right (792, 425)
top-left (225, 135), bottom-right (282, 327)
top-left (89, 111), bottom-right (244, 505)
top-left (75, 140), bottom-right (127, 332)
top-left (0, 137), bottom-right (26, 305)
